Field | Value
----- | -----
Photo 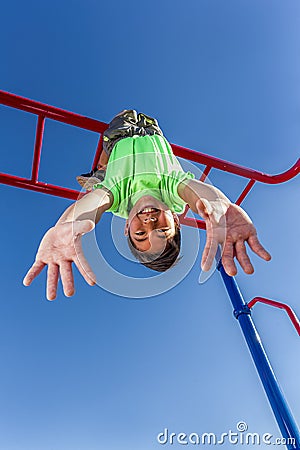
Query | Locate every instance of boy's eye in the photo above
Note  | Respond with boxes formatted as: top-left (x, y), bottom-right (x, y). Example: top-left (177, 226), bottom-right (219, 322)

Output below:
top-left (157, 228), bottom-right (170, 233)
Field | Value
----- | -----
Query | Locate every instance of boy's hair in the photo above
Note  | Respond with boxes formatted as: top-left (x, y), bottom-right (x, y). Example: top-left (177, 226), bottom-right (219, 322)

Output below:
top-left (127, 224), bottom-right (181, 272)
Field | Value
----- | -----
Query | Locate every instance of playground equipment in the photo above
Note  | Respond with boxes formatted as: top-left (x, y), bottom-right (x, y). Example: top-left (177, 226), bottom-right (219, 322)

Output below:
top-left (1, 90), bottom-right (300, 449)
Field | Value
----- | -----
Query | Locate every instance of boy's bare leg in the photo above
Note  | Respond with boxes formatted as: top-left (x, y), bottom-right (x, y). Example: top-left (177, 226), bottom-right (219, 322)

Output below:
top-left (76, 149), bottom-right (108, 190)
top-left (97, 149), bottom-right (109, 168)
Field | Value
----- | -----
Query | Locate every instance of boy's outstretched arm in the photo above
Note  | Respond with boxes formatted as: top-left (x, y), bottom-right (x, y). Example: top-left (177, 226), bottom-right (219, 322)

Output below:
top-left (23, 188), bottom-right (112, 300)
top-left (178, 179), bottom-right (271, 276)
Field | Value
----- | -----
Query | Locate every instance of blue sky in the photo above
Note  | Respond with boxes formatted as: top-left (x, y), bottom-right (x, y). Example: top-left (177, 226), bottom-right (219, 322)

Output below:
top-left (1, 0), bottom-right (300, 449)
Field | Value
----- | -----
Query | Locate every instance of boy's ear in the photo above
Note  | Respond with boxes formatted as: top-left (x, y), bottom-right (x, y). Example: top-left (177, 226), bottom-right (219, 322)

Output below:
top-left (124, 220), bottom-right (129, 236)
top-left (173, 213), bottom-right (181, 229)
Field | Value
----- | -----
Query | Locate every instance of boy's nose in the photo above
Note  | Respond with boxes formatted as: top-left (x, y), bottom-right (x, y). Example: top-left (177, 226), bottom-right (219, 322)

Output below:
top-left (142, 216), bottom-right (158, 223)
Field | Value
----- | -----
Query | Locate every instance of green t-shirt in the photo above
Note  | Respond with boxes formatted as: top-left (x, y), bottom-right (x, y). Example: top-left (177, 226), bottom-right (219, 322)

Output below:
top-left (94, 134), bottom-right (194, 218)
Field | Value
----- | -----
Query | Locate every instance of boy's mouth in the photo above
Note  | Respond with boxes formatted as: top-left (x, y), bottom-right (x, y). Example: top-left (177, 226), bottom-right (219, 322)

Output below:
top-left (138, 207), bottom-right (160, 214)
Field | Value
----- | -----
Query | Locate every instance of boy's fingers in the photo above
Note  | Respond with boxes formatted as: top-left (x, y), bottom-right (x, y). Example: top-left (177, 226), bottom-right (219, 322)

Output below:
top-left (222, 240), bottom-right (237, 276)
top-left (248, 234), bottom-right (271, 261)
top-left (235, 240), bottom-right (254, 274)
top-left (46, 263), bottom-right (59, 301)
top-left (59, 261), bottom-right (75, 297)
top-left (23, 261), bottom-right (45, 286)
top-left (74, 252), bottom-right (96, 286)
top-left (201, 234), bottom-right (219, 271)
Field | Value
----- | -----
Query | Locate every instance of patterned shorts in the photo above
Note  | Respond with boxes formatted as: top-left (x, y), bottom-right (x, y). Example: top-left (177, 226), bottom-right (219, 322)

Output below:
top-left (103, 110), bottom-right (164, 156)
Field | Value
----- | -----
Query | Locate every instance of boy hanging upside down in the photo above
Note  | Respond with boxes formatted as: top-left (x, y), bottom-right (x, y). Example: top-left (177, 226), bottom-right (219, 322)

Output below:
top-left (23, 110), bottom-right (271, 300)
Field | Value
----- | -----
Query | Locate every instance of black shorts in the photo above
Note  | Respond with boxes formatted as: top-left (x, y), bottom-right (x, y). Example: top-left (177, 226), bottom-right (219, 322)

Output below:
top-left (103, 110), bottom-right (164, 156)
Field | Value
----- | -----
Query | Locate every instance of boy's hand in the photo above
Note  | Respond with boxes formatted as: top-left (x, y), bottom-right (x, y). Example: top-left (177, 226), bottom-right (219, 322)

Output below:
top-left (199, 202), bottom-right (271, 276)
top-left (23, 220), bottom-right (96, 300)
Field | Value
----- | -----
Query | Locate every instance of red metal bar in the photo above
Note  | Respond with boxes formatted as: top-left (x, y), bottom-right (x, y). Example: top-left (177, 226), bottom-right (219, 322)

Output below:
top-left (179, 216), bottom-right (206, 229)
top-left (180, 205), bottom-right (190, 221)
top-left (31, 115), bottom-right (45, 182)
top-left (200, 165), bottom-right (212, 182)
top-left (0, 90), bottom-right (108, 133)
top-left (235, 179), bottom-right (256, 205)
top-left (248, 297), bottom-right (300, 336)
top-left (180, 165), bottom-right (212, 228)
top-left (171, 142), bottom-right (300, 184)
top-left (0, 172), bottom-right (81, 201)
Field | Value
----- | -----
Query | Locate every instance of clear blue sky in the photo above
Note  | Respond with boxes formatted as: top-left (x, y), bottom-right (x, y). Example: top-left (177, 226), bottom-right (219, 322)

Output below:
top-left (1, 0), bottom-right (300, 449)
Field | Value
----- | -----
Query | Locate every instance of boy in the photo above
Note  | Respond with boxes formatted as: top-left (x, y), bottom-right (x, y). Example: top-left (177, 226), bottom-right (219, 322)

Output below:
top-left (23, 110), bottom-right (271, 300)
top-left (77, 109), bottom-right (192, 272)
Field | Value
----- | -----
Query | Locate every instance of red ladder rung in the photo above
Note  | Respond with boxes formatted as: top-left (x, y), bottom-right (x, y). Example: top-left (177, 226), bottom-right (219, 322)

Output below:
top-left (31, 115), bottom-right (45, 183)
top-left (235, 179), bottom-right (256, 205)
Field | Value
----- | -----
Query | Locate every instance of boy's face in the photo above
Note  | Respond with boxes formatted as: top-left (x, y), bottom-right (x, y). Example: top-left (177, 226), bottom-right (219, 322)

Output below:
top-left (124, 196), bottom-right (180, 252)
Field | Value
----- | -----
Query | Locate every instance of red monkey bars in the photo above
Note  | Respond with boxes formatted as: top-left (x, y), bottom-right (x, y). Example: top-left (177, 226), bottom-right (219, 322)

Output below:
top-left (0, 90), bottom-right (299, 221)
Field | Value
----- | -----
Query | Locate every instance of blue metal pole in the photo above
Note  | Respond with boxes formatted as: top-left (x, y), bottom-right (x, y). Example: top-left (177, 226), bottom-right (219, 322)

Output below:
top-left (218, 263), bottom-right (300, 450)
